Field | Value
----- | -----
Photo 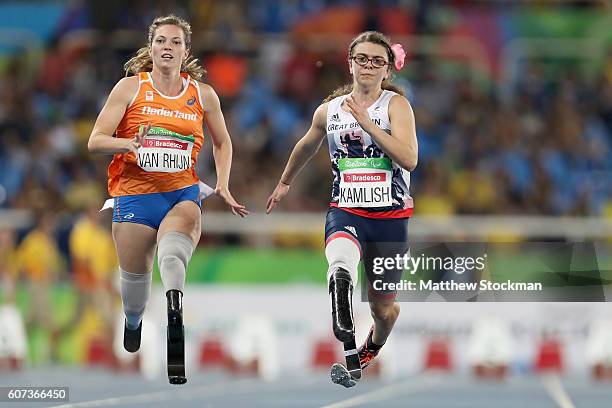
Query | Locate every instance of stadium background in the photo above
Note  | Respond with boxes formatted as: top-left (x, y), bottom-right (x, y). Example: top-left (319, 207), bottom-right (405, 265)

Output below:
top-left (0, 0), bottom-right (611, 406)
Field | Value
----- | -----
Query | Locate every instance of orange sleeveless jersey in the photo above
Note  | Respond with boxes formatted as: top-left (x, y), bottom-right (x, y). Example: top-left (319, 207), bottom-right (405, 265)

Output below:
top-left (108, 72), bottom-right (205, 196)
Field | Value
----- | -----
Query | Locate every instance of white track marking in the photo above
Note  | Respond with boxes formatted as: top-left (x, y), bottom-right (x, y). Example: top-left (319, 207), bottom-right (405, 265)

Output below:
top-left (541, 374), bottom-right (576, 408)
top-left (50, 378), bottom-right (262, 407)
top-left (50, 375), bottom-right (321, 408)
top-left (320, 375), bottom-right (440, 408)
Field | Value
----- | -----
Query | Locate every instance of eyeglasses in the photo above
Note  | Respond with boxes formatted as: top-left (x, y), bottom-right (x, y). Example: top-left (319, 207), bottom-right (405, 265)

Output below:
top-left (350, 54), bottom-right (389, 69)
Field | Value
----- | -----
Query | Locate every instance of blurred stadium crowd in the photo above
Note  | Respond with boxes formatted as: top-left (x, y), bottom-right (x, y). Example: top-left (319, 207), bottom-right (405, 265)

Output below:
top-left (0, 0), bottom-right (611, 367)
top-left (0, 0), bottom-right (610, 219)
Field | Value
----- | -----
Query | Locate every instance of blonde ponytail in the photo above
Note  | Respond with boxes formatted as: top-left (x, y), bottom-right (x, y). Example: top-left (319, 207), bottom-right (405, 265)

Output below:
top-left (123, 47), bottom-right (153, 77)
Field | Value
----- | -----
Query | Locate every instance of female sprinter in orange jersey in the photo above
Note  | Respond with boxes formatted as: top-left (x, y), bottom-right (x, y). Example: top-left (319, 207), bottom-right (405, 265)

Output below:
top-left (267, 31), bottom-right (417, 387)
top-left (88, 15), bottom-right (248, 384)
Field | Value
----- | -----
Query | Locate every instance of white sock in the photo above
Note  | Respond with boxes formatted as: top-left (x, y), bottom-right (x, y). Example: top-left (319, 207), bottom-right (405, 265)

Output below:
top-left (120, 268), bottom-right (151, 329)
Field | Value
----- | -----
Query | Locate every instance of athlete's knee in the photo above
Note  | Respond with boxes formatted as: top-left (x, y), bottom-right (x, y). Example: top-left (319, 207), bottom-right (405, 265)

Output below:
top-left (369, 301), bottom-right (399, 322)
top-left (158, 232), bottom-right (194, 270)
top-left (325, 236), bottom-right (361, 285)
top-left (160, 255), bottom-right (184, 273)
top-left (157, 232), bottom-right (194, 292)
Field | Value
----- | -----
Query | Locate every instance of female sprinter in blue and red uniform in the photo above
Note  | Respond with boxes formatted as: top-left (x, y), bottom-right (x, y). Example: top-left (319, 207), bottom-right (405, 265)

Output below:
top-left (267, 31), bottom-right (417, 387)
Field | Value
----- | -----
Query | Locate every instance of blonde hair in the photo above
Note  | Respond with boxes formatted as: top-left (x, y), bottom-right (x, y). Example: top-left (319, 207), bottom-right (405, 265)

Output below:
top-left (324, 31), bottom-right (404, 103)
top-left (123, 15), bottom-right (206, 80)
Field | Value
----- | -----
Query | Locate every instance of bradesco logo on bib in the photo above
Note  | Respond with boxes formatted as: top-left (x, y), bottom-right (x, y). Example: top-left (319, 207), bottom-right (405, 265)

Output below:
top-left (338, 158), bottom-right (392, 208)
top-left (137, 126), bottom-right (194, 173)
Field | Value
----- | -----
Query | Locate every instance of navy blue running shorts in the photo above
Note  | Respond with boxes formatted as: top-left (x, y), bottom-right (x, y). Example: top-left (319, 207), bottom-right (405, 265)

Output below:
top-left (324, 207), bottom-right (409, 301)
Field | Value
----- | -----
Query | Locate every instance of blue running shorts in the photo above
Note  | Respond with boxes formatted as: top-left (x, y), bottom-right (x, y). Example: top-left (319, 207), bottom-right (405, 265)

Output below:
top-left (112, 184), bottom-right (201, 229)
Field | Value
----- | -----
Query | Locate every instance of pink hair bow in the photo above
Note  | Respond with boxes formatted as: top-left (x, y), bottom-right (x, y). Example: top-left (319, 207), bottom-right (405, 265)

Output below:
top-left (391, 43), bottom-right (406, 71)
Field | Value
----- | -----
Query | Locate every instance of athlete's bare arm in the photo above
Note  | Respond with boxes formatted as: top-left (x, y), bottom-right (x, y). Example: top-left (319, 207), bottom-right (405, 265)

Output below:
top-left (266, 103), bottom-right (328, 214)
top-left (198, 82), bottom-right (249, 217)
top-left (88, 76), bottom-right (150, 155)
top-left (344, 94), bottom-right (418, 171)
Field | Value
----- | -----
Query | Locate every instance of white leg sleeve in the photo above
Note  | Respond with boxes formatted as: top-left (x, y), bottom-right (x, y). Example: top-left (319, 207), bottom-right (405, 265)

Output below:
top-left (325, 235), bottom-right (361, 286)
top-left (157, 232), bottom-right (194, 293)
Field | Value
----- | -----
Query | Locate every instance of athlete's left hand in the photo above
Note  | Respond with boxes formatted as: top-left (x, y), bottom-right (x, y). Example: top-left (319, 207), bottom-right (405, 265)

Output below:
top-left (345, 96), bottom-right (375, 134)
top-left (215, 186), bottom-right (249, 217)
top-left (265, 182), bottom-right (290, 214)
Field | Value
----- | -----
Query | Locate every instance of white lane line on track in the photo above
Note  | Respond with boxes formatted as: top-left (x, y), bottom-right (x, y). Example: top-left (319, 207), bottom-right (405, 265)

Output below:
top-left (49, 377), bottom-right (262, 407)
top-left (50, 375), bottom-right (322, 408)
top-left (541, 374), bottom-right (576, 408)
top-left (319, 375), bottom-right (440, 408)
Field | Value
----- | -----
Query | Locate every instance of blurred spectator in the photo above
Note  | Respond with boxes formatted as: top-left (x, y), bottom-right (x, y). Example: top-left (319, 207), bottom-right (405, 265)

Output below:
top-left (206, 53), bottom-right (249, 99)
top-left (15, 212), bottom-right (64, 360)
top-left (68, 205), bottom-right (118, 346)
top-left (415, 161), bottom-right (455, 216)
top-left (36, 39), bottom-right (71, 98)
top-left (0, 228), bottom-right (18, 303)
top-left (449, 162), bottom-right (497, 214)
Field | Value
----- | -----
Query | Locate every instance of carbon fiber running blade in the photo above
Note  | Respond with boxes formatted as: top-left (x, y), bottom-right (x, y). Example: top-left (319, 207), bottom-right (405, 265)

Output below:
top-left (167, 320), bottom-right (187, 385)
top-left (344, 339), bottom-right (362, 380)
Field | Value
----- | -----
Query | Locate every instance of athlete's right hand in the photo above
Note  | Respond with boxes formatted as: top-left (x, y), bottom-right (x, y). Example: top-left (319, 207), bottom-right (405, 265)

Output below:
top-left (124, 122), bottom-right (152, 154)
top-left (266, 182), bottom-right (290, 214)
top-left (123, 137), bottom-right (142, 154)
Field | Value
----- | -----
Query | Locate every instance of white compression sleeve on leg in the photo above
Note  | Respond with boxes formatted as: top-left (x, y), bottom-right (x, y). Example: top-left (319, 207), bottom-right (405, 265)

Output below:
top-left (157, 232), bottom-right (194, 293)
top-left (325, 235), bottom-right (361, 286)
top-left (120, 268), bottom-right (152, 329)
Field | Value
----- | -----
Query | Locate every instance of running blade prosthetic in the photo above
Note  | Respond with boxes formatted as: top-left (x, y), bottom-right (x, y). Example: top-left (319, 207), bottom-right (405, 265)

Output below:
top-left (329, 268), bottom-right (362, 386)
top-left (166, 289), bottom-right (187, 385)
top-left (329, 268), bottom-right (355, 343)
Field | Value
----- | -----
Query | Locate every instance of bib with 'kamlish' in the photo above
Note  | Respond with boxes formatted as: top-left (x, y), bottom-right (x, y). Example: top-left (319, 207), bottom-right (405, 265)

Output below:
top-left (338, 158), bottom-right (392, 208)
top-left (325, 90), bottom-right (414, 218)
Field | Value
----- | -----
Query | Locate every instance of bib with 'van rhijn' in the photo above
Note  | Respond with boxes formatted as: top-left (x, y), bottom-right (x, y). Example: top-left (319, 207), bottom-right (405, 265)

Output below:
top-left (136, 126), bottom-right (194, 173)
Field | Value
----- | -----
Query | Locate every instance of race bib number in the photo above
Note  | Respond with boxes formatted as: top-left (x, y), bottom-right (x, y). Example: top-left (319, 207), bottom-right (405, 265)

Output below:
top-left (137, 126), bottom-right (194, 173)
top-left (338, 158), bottom-right (392, 208)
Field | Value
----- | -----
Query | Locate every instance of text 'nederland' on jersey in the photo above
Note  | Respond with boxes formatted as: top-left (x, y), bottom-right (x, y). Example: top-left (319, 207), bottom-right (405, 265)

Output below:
top-left (141, 105), bottom-right (198, 121)
top-left (108, 71), bottom-right (204, 196)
